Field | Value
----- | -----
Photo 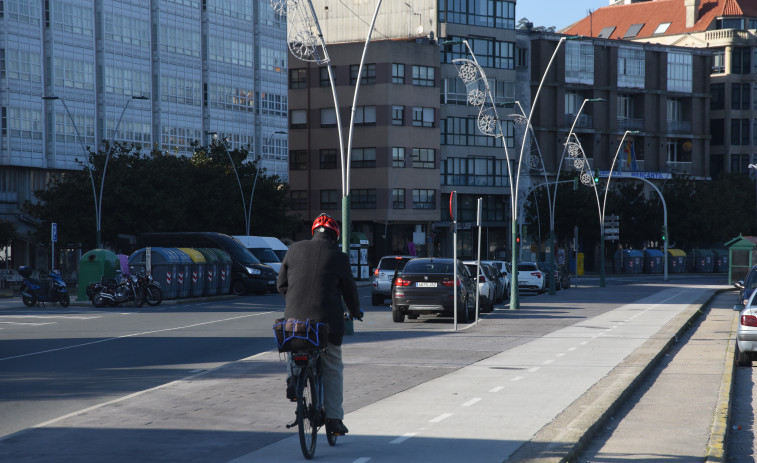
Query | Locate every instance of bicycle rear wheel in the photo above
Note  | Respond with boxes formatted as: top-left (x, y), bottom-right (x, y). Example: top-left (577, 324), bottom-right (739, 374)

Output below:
top-left (297, 370), bottom-right (318, 459)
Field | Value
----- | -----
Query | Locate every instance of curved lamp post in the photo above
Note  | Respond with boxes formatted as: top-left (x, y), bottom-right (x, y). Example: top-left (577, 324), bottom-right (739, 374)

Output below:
top-left (574, 130), bottom-right (638, 287)
top-left (272, 0), bottom-right (383, 253)
top-left (207, 132), bottom-right (249, 234)
top-left (43, 94), bottom-right (148, 248)
top-left (248, 130), bottom-right (288, 234)
top-left (449, 36), bottom-right (566, 310)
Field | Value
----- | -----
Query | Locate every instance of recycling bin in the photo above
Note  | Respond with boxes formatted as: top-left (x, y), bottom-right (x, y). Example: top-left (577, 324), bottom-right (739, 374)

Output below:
top-left (643, 249), bottom-right (664, 274)
top-left (77, 249), bottom-right (120, 301)
top-left (178, 247), bottom-right (206, 297)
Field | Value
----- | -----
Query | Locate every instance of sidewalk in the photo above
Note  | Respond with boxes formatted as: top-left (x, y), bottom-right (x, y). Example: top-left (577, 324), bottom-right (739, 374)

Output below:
top-left (0, 283), bottom-right (732, 462)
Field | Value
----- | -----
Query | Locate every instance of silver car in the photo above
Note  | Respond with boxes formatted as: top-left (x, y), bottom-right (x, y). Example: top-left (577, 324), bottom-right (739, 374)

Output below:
top-left (371, 255), bottom-right (414, 305)
top-left (735, 288), bottom-right (757, 366)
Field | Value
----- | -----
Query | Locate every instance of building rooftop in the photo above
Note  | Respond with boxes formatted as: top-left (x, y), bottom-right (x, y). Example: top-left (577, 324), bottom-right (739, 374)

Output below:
top-left (561, 0), bottom-right (757, 40)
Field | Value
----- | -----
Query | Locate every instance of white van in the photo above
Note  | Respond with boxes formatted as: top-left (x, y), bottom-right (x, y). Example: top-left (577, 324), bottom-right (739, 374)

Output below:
top-left (260, 236), bottom-right (288, 261)
top-left (233, 236), bottom-right (282, 273)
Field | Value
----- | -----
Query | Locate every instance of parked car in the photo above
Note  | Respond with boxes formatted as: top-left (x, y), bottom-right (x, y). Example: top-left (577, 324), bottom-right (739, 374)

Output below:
top-left (517, 262), bottom-right (545, 293)
top-left (371, 255), bottom-right (414, 305)
top-left (735, 264), bottom-right (757, 304)
top-left (734, 289), bottom-right (757, 366)
top-left (537, 261), bottom-right (561, 291)
top-left (391, 258), bottom-right (476, 323)
top-left (463, 261), bottom-right (496, 312)
top-left (483, 260), bottom-right (510, 299)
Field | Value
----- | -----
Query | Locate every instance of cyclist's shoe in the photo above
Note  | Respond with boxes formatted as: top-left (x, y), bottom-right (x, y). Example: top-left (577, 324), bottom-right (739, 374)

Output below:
top-left (326, 419), bottom-right (349, 435)
top-left (286, 376), bottom-right (297, 402)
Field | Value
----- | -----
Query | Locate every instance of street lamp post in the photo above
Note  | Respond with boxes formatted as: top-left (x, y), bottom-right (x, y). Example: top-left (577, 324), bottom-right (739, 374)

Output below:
top-left (749, 164), bottom-right (757, 233)
top-left (206, 132), bottom-right (249, 235)
top-left (43, 95), bottom-right (148, 248)
top-left (450, 36), bottom-right (566, 310)
top-left (248, 130), bottom-right (287, 235)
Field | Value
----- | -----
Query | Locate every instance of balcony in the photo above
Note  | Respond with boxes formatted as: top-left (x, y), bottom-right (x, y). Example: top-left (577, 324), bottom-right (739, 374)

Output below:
top-left (667, 120), bottom-right (692, 134)
top-left (617, 118), bottom-right (644, 131)
top-left (564, 113), bottom-right (593, 129)
top-left (704, 29), bottom-right (753, 42)
top-left (667, 161), bottom-right (693, 174)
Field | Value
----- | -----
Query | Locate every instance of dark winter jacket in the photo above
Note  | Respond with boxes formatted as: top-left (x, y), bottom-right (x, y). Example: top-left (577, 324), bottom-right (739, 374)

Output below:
top-left (277, 232), bottom-right (361, 346)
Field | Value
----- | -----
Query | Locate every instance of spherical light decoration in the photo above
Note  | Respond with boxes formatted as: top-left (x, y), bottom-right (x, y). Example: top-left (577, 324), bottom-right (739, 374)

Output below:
top-left (512, 114), bottom-right (528, 128)
top-left (478, 114), bottom-right (497, 135)
top-left (568, 142), bottom-right (581, 157)
top-left (271, 0), bottom-right (288, 15)
top-left (467, 89), bottom-right (486, 106)
top-left (580, 171), bottom-right (593, 185)
top-left (459, 63), bottom-right (478, 83)
top-left (290, 31), bottom-right (318, 60)
top-left (573, 158), bottom-right (584, 170)
top-left (528, 154), bottom-right (542, 171)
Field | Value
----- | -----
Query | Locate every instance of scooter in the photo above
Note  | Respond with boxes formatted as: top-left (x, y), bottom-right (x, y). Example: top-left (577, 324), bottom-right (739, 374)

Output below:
top-left (18, 266), bottom-right (70, 308)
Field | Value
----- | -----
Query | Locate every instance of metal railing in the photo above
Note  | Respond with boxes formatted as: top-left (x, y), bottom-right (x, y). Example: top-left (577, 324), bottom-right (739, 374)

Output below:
top-left (564, 113), bottom-right (593, 129)
top-left (667, 161), bottom-right (693, 174)
top-left (617, 118), bottom-right (644, 131)
top-left (667, 120), bottom-right (692, 133)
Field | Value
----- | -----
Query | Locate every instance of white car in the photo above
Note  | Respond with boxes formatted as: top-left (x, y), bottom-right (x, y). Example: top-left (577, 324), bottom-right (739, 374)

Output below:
top-left (483, 260), bottom-right (510, 300)
top-left (735, 288), bottom-right (757, 366)
top-left (517, 262), bottom-right (545, 294)
top-left (463, 261), bottom-right (496, 312)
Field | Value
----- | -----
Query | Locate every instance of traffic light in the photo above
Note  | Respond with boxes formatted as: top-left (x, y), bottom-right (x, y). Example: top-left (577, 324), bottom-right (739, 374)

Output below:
top-left (661, 226), bottom-right (667, 242)
top-left (593, 169), bottom-right (600, 183)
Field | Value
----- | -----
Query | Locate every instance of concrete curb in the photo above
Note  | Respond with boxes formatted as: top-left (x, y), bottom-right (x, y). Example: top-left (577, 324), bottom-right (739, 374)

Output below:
top-left (507, 287), bottom-right (731, 463)
top-left (705, 306), bottom-right (738, 463)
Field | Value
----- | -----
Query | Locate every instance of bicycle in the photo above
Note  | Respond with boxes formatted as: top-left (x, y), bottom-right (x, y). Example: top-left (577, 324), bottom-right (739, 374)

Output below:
top-left (286, 347), bottom-right (339, 459)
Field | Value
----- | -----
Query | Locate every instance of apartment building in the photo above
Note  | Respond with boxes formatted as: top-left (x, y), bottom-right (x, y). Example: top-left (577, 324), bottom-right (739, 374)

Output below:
top-left (0, 0), bottom-right (287, 264)
top-left (563, 0), bottom-right (757, 176)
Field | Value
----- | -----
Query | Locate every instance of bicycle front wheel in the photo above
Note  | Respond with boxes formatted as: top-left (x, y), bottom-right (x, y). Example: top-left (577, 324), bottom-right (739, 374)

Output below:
top-left (297, 370), bottom-right (318, 459)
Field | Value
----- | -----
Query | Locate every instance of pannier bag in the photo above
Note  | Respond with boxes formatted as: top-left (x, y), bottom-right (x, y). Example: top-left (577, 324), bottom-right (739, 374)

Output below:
top-left (273, 318), bottom-right (329, 352)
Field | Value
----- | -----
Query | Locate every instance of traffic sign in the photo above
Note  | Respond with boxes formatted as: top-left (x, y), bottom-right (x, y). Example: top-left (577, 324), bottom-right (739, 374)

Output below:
top-left (606, 215), bottom-right (619, 221)
top-left (604, 235), bottom-right (619, 240)
top-left (51, 223), bottom-right (58, 243)
top-left (604, 227), bottom-right (619, 234)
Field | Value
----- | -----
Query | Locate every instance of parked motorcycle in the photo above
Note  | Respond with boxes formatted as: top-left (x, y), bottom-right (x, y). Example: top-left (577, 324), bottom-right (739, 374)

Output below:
top-left (18, 266), bottom-right (70, 308)
top-left (87, 272), bottom-right (143, 308)
top-left (135, 271), bottom-right (163, 306)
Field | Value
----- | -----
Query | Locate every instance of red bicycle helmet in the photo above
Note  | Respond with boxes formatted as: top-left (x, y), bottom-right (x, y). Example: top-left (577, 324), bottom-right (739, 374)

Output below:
top-left (311, 213), bottom-right (340, 238)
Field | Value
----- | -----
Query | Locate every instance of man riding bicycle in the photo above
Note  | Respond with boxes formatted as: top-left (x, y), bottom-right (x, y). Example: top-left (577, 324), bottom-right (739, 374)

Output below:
top-left (277, 213), bottom-right (362, 436)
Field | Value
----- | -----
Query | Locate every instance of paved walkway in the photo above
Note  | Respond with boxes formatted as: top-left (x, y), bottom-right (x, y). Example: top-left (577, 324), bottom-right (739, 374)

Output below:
top-left (0, 282), bottom-right (732, 462)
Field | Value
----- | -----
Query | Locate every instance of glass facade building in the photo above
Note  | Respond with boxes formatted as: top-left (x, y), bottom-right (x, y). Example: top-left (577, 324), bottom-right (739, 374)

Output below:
top-left (1, 0), bottom-right (287, 242)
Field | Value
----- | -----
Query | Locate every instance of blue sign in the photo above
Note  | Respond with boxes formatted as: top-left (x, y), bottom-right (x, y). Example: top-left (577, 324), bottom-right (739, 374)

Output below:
top-left (51, 223), bottom-right (57, 243)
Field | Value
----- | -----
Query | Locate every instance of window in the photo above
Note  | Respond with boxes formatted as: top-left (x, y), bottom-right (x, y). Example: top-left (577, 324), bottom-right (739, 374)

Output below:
top-left (290, 109), bottom-right (307, 129)
top-left (351, 147), bottom-right (376, 168)
top-left (441, 116), bottom-right (512, 148)
top-left (618, 94), bottom-right (634, 119)
top-left (392, 63), bottom-right (405, 84)
top-left (618, 47), bottom-right (644, 89)
top-left (320, 108), bottom-right (336, 127)
top-left (515, 46), bottom-right (527, 68)
top-left (351, 189), bottom-right (376, 209)
top-left (290, 191), bottom-right (307, 210)
top-left (392, 188), bottom-right (405, 209)
top-left (667, 139), bottom-right (692, 163)
top-left (413, 189), bottom-right (436, 209)
top-left (441, 37), bottom-right (514, 69)
top-left (441, 157), bottom-right (510, 187)
top-left (732, 83), bottom-right (750, 110)
top-left (623, 23), bottom-right (644, 38)
top-left (320, 149), bottom-right (337, 169)
top-left (438, 0), bottom-right (515, 29)
top-left (732, 119), bottom-right (750, 145)
top-left (667, 52), bottom-right (692, 93)
top-left (350, 64), bottom-right (376, 85)
top-left (412, 65), bottom-right (435, 86)
top-left (711, 83), bottom-right (724, 110)
top-left (412, 107), bottom-right (435, 127)
top-left (565, 41), bottom-right (594, 85)
top-left (290, 150), bottom-right (307, 170)
top-left (712, 49), bottom-right (725, 73)
top-left (711, 119), bottom-right (724, 145)
top-left (718, 18), bottom-right (745, 30)
top-left (392, 105), bottom-right (404, 125)
top-left (289, 68), bottom-right (306, 89)
top-left (653, 22), bottom-right (671, 35)
top-left (393, 147), bottom-right (406, 167)
top-left (412, 148), bottom-right (435, 168)
top-left (598, 26), bottom-right (616, 39)
top-left (354, 106), bottom-right (376, 125)
top-left (320, 190), bottom-right (339, 210)
top-left (320, 67), bottom-right (331, 87)
top-left (731, 47), bottom-right (751, 74)
top-left (667, 98), bottom-right (682, 122)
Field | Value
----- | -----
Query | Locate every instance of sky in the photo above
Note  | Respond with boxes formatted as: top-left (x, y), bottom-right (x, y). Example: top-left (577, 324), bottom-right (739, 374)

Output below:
top-left (516, 0), bottom-right (609, 31)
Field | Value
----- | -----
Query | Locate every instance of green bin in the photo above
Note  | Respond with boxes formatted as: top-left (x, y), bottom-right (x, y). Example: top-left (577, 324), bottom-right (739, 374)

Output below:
top-left (77, 249), bottom-right (120, 301)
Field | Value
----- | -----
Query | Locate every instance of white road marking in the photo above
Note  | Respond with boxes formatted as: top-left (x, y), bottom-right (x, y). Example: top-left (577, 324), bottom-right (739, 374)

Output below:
top-left (542, 359), bottom-right (554, 365)
top-left (511, 376), bottom-right (524, 382)
top-left (462, 398), bottom-right (481, 407)
top-left (353, 458), bottom-right (372, 463)
top-left (429, 413), bottom-right (453, 423)
top-left (0, 312), bottom-right (274, 362)
top-left (390, 433), bottom-right (417, 444)
top-left (489, 386), bottom-right (504, 392)
top-left (0, 321), bottom-right (56, 326)
top-left (528, 367), bottom-right (540, 373)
